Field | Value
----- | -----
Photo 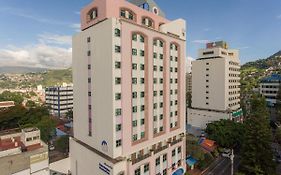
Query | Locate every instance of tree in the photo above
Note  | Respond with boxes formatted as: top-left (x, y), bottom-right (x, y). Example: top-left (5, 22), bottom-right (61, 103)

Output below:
top-left (205, 119), bottom-right (245, 148)
top-left (36, 117), bottom-right (56, 143)
top-left (275, 128), bottom-right (281, 144)
top-left (26, 100), bottom-right (36, 108)
top-left (66, 110), bottom-right (73, 120)
top-left (239, 95), bottom-right (276, 175)
top-left (0, 91), bottom-right (24, 105)
top-left (55, 135), bottom-right (69, 153)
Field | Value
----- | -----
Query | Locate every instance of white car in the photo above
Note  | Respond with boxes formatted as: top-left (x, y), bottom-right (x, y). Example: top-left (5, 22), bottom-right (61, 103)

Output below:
top-left (49, 144), bottom-right (55, 151)
top-left (222, 149), bottom-right (231, 157)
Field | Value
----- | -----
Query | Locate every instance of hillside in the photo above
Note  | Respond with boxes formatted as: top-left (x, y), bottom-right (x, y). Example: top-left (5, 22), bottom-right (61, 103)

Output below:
top-left (242, 50), bottom-right (281, 70)
top-left (0, 66), bottom-right (48, 74)
top-left (0, 68), bottom-right (72, 89)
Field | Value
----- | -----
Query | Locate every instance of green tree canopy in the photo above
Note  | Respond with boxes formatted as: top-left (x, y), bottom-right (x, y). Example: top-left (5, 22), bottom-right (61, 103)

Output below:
top-left (239, 95), bottom-right (276, 175)
top-left (205, 119), bottom-right (245, 148)
top-left (0, 91), bottom-right (24, 105)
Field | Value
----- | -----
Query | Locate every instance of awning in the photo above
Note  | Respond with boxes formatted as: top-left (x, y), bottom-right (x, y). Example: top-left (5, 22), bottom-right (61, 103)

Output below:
top-left (172, 168), bottom-right (184, 175)
top-left (186, 156), bottom-right (197, 166)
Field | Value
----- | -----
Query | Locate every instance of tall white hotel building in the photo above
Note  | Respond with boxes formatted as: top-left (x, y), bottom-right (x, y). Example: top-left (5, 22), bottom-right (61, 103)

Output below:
top-left (188, 41), bottom-right (243, 130)
top-left (70, 0), bottom-right (187, 174)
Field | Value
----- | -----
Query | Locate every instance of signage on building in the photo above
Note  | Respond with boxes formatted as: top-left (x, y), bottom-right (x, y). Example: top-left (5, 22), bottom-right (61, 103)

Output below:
top-left (99, 163), bottom-right (111, 175)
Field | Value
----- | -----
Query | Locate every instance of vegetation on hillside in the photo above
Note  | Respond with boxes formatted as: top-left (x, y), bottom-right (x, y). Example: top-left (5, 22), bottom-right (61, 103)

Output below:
top-left (0, 68), bottom-right (72, 89)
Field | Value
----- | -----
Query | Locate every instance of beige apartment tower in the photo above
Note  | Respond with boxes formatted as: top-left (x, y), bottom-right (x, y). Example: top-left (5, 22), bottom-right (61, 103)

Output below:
top-left (187, 41), bottom-right (243, 129)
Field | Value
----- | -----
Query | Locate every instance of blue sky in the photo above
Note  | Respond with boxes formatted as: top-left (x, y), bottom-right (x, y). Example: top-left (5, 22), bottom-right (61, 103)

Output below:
top-left (0, 0), bottom-right (280, 68)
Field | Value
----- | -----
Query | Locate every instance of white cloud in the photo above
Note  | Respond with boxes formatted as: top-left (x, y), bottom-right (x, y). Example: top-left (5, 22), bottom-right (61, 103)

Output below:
top-left (238, 46), bottom-right (250, 50)
top-left (192, 40), bottom-right (211, 44)
top-left (277, 14), bottom-right (281, 19)
top-left (38, 33), bottom-right (72, 46)
top-left (74, 11), bottom-right (80, 15)
top-left (70, 23), bottom-right (81, 32)
top-left (203, 28), bottom-right (211, 32)
top-left (0, 34), bottom-right (72, 69)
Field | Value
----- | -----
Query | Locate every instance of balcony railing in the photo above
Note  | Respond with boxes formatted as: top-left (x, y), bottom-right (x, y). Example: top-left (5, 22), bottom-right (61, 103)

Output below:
top-left (132, 153), bottom-right (151, 165)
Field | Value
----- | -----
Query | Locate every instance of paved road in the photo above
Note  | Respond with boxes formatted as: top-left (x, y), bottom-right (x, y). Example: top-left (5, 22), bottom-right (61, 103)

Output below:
top-left (203, 156), bottom-right (240, 175)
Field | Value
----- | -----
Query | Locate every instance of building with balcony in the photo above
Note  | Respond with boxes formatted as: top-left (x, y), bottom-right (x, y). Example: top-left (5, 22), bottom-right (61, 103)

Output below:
top-left (187, 41), bottom-right (243, 129)
top-left (0, 128), bottom-right (49, 175)
top-left (70, 0), bottom-right (187, 174)
top-left (45, 83), bottom-right (73, 117)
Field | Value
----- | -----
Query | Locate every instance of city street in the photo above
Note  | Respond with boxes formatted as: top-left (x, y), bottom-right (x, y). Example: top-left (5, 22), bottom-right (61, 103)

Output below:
top-left (203, 156), bottom-right (240, 175)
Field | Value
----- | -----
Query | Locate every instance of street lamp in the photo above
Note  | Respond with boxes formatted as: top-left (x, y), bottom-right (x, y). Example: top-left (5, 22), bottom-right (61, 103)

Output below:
top-left (229, 149), bottom-right (234, 175)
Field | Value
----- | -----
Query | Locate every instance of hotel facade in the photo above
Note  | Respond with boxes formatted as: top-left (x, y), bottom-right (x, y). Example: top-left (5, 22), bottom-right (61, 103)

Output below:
top-left (70, 0), bottom-right (187, 175)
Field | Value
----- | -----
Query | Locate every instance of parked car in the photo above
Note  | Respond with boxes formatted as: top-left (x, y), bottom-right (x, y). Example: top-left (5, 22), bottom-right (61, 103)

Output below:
top-left (49, 144), bottom-right (55, 151)
top-left (222, 149), bottom-right (231, 157)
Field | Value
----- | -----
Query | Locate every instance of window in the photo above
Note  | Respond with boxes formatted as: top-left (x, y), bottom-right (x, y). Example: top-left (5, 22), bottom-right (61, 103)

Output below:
top-left (88, 78), bottom-right (91, 83)
top-left (163, 154), bottom-right (167, 161)
top-left (26, 137), bottom-right (32, 142)
top-left (115, 28), bottom-right (121, 37)
top-left (89, 8), bottom-right (98, 20)
top-left (120, 10), bottom-right (126, 18)
top-left (160, 66), bottom-right (163, 72)
top-left (170, 67), bottom-right (173, 72)
top-left (88, 64), bottom-right (91, 70)
top-left (175, 111), bottom-right (178, 116)
top-left (154, 65), bottom-right (157, 71)
top-left (175, 100), bottom-right (178, 105)
top-left (132, 120), bottom-right (137, 126)
top-left (170, 79), bottom-right (173, 83)
top-left (132, 48), bottom-right (137, 56)
top-left (154, 116), bottom-right (157, 121)
top-left (115, 78), bottom-right (121, 84)
top-left (116, 139), bottom-right (122, 147)
top-left (153, 103), bottom-right (157, 109)
top-left (170, 112), bottom-right (173, 117)
top-left (132, 92), bottom-right (137, 98)
top-left (156, 157), bottom-right (160, 166)
top-left (140, 64), bottom-right (145, 70)
top-left (132, 34), bottom-right (137, 41)
top-left (140, 50), bottom-right (145, 57)
top-left (115, 108), bottom-right (122, 116)
top-left (170, 56), bottom-right (173, 61)
top-left (116, 124), bottom-right (122, 131)
top-left (87, 37), bottom-right (91, 43)
top-left (141, 118), bottom-right (145, 125)
top-left (159, 54), bottom-right (163, 60)
top-left (160, 90), bottom-right (163, 96)
top-left (141, 105), bottom-right (145, 111)
top-left (175, 57), bottom-right (178, 62)
top-left (175, 45), bottom-right (178, 51)
top-left (153, 91), bottom-right (157, 96)
top-left (159, 41), bottom-right (164, 47)
top-left (160, 126), bottom-right (163, 132)
top-left (153, 40), bottom-right (157, 46)
top-left (88, 92), bottom-right (91, 96)
top-left (132, 134), bottom-right (138, 141)
top-left (160, 78), bottom-right (163, 84)
top-left (163, 169), bottom-right (167, 175)
top-left (140, 78), bottom-right (145, 84)
top-left (132, 106), bottom-right (138, 113)
top-left (89, 105), bottom-right (92, 110)
top-left (115, 61), bottom-right (121, 69)
top-left (178, 147), bottom-right (181, 153)
top-left (170, 44), bottom-right (173, 50)
top-left (115, 45), bottom-right (121, 53)
top-left (172, 149), bottom-right (176, 156)
top-left (132, 78), bottom-right (137, 84)
top-left (153, 78), bottom-right (157, 84)
top-left (115, 93), bottom-right (121, 100)
top-left (141, 91), bottom-right (145, 98)
top-left (132, 63), bottom-right (137, 70)
top-left (144, 164), bottom-right (149, 172)
top-left (87, 50), bottom-right (91, 56)
top-left (160, 102), bottom-right (163, 108)
top-left (175, 79), bottom-right (178, 83)
top-left (134, 168), bottom-right (140, 175)
top-left (175, 68), bottom-right (178, 72)
top-left (140, 35), bottom-right (145, 43)
top-left (128, 13), bottom-right (134, 20)
top-left (153, 52), bottom-right (157, 59)
top-left (141, 132), bottom-right (145, 139)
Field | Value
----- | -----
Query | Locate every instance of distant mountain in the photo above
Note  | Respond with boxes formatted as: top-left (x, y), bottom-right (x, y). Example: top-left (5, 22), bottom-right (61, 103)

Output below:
top-left (0, 66), bottom-right (48, 74)
top-left (242, 50), bottom-right (281, 70)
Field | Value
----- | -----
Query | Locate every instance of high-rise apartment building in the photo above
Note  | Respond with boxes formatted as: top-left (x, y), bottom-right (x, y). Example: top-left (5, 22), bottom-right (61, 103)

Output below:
top-left (70, 0), bottom-right (186, 175)
top-left (187, 41), bottom-right (243, 129)
top-left (45, 83), bottom-right (73, 117)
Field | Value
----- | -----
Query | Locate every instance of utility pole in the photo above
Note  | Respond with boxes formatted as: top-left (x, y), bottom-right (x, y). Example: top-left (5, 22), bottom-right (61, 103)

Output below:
top-left (230, 149), bottom-right (234, 175)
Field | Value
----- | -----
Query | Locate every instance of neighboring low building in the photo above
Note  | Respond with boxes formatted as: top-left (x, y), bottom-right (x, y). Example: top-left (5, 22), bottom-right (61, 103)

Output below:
top-left (260, 74), bottom-right (281, 106)
top-left (45, 83), bottom-right (73, 117)
top-left (0, 101), bottom-right (15, 109)
top-left (0, 128), bottom-right (49, 175)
